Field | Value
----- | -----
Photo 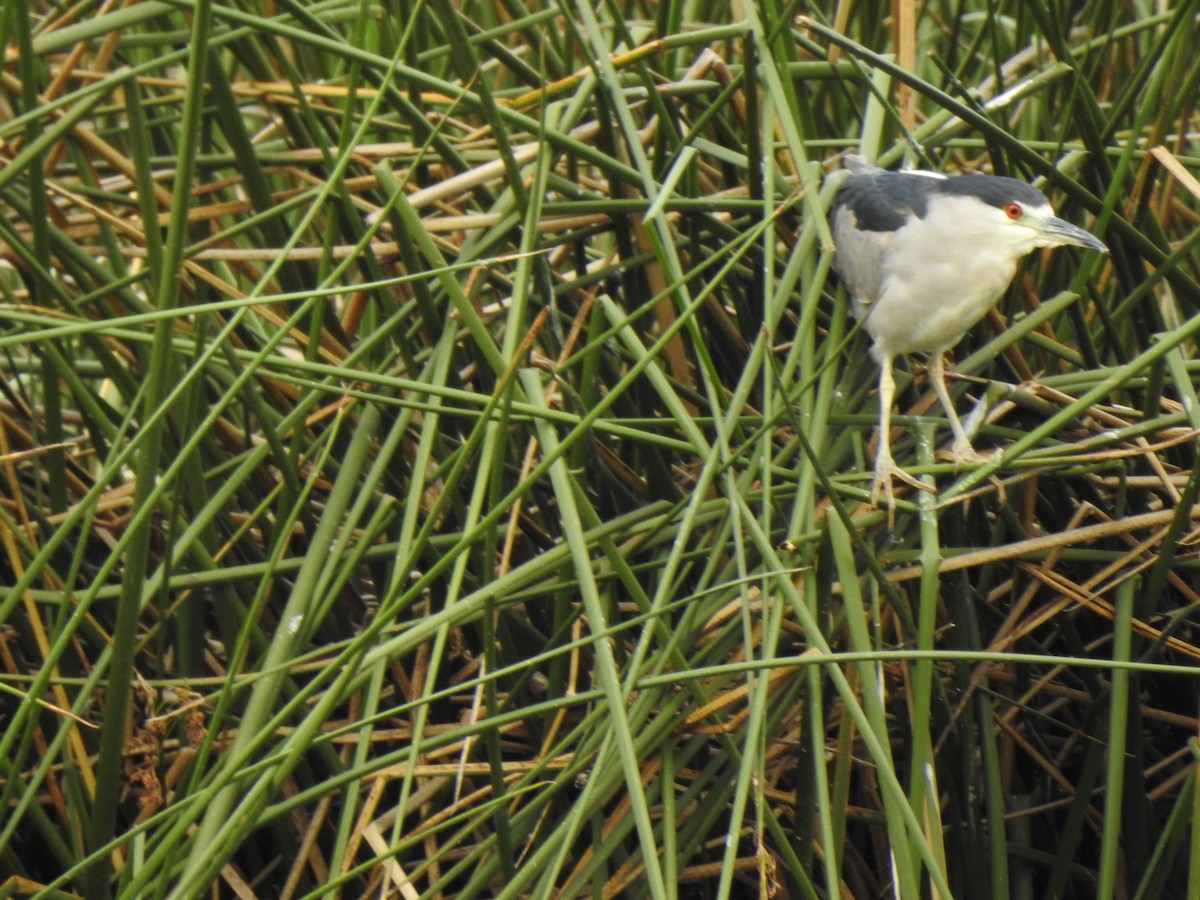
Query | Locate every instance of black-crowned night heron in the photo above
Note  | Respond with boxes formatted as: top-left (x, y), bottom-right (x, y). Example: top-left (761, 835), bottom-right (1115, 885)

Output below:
top-left (831, 157), bottom-right (1108, 511)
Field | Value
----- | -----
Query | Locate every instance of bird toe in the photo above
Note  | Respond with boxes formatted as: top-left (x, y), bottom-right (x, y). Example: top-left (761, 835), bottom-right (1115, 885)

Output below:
top-left (938, 444), bottom-right (1001, 468)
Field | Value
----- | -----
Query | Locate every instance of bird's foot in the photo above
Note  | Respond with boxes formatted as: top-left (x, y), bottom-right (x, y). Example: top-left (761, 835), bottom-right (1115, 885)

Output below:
top-left (937, 442), bottom-right (1002, 468)
top-left (870, 455), bottom-right (936, 526)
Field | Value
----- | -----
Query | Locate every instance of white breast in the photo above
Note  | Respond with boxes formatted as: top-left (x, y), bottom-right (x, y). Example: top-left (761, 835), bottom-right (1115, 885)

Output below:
top-left (860, 195), bottom-right (1029, 358)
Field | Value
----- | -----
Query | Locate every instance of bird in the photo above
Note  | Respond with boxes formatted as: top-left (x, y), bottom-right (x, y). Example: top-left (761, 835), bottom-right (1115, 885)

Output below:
top-left (830, 156), bottom-right (1108, 513)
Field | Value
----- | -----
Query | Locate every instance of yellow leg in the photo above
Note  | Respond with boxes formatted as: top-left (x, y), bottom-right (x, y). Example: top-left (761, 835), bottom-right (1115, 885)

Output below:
top-left (871, 356), bottom-right (897, 507)
top-left (871, 355), bottom-right (932, 516)
top-left (927, 352), bottom-right (989, 462)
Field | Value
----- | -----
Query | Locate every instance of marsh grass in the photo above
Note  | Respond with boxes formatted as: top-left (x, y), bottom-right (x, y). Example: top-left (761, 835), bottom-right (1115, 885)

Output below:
top-left (2, 1), bottom-right (1199, 898)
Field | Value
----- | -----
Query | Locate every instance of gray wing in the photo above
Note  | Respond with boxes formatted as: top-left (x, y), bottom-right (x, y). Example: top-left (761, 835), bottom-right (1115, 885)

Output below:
top-left (831, 194), bottom-right (892, 317)
top-left (843, 154), bottom-right (882, 176)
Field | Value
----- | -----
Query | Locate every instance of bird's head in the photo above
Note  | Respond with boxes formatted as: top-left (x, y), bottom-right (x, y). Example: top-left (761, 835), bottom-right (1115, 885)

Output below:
top-left (936, 175), bottom-right (1109, 257)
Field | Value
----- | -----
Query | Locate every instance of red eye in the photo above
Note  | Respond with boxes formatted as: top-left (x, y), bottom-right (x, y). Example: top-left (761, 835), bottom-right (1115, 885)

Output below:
top-left (1004, 202), bottom-right (1023, 220)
